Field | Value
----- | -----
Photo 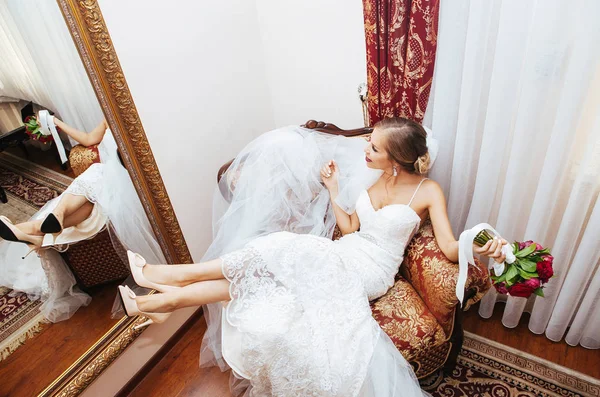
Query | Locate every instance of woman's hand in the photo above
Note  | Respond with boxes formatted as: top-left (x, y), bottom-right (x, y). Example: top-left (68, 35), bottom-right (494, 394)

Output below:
top-left (474, 237), bottom-right (508, 264)
top-left (320, 160), bottom-right (339, 191)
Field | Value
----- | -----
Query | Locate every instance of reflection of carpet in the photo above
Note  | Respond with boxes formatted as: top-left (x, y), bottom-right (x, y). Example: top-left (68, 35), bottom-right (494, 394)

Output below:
top-left (422, 332), bottom-right (599, 397)
top-left (0, 152), bottom-right (71, 360)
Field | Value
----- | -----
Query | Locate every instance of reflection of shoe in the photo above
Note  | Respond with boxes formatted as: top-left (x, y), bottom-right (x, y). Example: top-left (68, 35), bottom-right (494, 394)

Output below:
top-left (0, 216), bottom-right (41, 246)
top-left (127, 250), bottom-right (180, 293)
top-left (118, 285), bottom-right (172, 330)
top-left (0, 216), bottom-right (42, 259)
top-left (40, 213), bottom-right (63, 234)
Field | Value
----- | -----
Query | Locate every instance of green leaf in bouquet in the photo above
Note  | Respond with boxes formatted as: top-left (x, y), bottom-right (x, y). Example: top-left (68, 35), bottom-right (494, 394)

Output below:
top-left (517, 267), bottom-right (538, 280)
top-left (505, 264), bottom-right (519, 281)
top-left (495, 272), bottom-right (507, 283)
top-left (512, 242), bottom-right (519, 254)
top-left (516, 243), bottom-right (537, 258)
top-left (529, 255), bottom-right (542, 263)
top-left (31, 127), bottom-right (40, 135)
top-left (519, 259), bottom-right (538, 273)
top-left (533, 287), bottom-right (545, 297)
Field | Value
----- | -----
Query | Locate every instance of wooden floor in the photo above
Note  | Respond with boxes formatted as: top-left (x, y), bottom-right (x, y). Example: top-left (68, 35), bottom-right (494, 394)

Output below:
top-left (462, 302), bottom-right (600, 379)
top-left (128, 301), bottom-right (599, 397)
top-left (0, 281), bottom-right (121, 397)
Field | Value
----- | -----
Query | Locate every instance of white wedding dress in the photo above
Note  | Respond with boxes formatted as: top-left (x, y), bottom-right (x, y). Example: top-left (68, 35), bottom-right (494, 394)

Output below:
top-left (199, 126), bottom-right (432, 397)
top-left (0, 129), bottom-right (164, 322)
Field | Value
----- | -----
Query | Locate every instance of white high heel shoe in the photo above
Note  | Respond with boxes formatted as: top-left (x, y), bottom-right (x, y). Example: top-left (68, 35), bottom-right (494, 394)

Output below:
top-left (118, 285), bottom-right (172, 330)
top-left (127, 250), bottom-right (180, 292)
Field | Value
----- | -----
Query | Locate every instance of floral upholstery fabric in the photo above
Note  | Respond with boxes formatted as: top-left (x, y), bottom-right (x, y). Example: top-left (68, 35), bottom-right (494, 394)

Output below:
top-left (332, 218), bottom-right (491, 376)
top-left (371, 276), bottom-right (447, 362)
top-left (69, 144), bottom-right (100, 177)
top-left (400, 219), bottom-right (490, 335)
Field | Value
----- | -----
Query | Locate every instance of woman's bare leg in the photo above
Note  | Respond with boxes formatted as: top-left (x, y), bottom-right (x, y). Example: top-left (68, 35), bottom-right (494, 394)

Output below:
top-left (142, 258), bottom-right (225, 287)
top-left (50, 194), bottom-right (91, 227)
top-left (136, 279), bottom-right (230, 313)
top-left (62, 201), bottom-right (94, 228)
top-left (15, 196), bottom-right (94, 235)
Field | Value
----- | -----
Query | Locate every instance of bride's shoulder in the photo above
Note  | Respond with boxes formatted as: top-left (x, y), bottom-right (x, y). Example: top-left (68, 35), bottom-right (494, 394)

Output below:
top-left (421, 179), bottom-right (445, 204)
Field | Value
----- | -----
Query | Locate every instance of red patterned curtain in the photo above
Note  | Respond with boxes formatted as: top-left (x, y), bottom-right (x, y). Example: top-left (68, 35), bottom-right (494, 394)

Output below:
top-left (363, 0), bottom-right (440, 125)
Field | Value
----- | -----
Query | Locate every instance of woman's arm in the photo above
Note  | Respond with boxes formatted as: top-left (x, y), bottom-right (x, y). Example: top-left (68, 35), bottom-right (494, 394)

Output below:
top-left (321, 160), bottom-right (360, 235)
top-left (328, 185), bottom-right (360, 235)
top-left (427, 181), bottom-right (507, 263)
top-left (52, 117), bottom-right (108, 147)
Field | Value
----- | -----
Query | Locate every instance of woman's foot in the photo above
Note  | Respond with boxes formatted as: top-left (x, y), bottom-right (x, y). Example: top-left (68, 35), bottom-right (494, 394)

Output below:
top-left (0, 216), bottom-right (43, 247)
top-left (127, 251), bottom-right (181, 292)
top-left (118, 285), bottom-right (172, 330)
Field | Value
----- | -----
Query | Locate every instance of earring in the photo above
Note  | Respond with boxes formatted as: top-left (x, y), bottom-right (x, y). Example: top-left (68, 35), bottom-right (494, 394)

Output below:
top-left (392, 166), bottom-right (398, 177)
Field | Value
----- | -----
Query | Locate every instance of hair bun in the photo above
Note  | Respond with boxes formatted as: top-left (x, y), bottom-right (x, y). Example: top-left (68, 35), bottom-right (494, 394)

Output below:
top-left (414, 152), bottom-right (431, 174)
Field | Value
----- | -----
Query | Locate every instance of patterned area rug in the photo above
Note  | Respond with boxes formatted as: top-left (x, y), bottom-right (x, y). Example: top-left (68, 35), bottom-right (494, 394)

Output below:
top-left (421, 332), bottom-right (600, 397)
top-left (0, 152), bottom-right (71, 360)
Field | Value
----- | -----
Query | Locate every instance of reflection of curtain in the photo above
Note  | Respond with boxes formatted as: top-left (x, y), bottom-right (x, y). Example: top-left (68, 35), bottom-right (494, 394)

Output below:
top-left (362, 0), bottom-right (439, 125)
top-left (0, 0), bottom-right (103, 133)
top-left (424, 0), bottom-right (600, 349)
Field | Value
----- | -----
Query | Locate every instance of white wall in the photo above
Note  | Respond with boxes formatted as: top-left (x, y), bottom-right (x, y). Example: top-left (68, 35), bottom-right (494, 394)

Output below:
top-left (255, 0), bottom-right (367, 128)
top-left (86, 1), bottom-right (366, 392)
top-left (98, 0), bottom-right (276, 262)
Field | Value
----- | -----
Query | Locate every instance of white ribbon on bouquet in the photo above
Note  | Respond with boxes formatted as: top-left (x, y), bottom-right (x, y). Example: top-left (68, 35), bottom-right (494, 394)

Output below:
top-left (457, 223), bottom-right (516, 306)
top-left (38, 110), bottom-right (68, 165)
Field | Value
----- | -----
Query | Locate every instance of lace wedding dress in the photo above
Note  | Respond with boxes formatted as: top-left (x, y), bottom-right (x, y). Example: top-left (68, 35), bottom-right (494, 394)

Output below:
top-left (199, 126), bottom-right (433, 396)
top-left (0, 129), bottom-right (164, 322)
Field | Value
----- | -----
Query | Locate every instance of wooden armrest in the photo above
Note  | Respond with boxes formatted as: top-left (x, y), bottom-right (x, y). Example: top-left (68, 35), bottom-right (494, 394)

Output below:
top-left (301, 120), bottom-right (373, 137)
top-left (217, 159), bottom-right (233, 184)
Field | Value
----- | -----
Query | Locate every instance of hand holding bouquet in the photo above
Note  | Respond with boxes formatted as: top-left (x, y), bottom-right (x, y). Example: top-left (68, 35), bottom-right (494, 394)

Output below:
top-left (474, 230), bottom-right (554, 298)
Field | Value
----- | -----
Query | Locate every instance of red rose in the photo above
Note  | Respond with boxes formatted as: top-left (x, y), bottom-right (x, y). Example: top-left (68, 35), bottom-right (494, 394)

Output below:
top-left (508, 278), bottom-right (541, 298)
top-left (494, 282), bottom-right (508, 295)
top-left (519, 240), bottom-right (543, 251)
top-left (537, 255), bottom-right (554, 283)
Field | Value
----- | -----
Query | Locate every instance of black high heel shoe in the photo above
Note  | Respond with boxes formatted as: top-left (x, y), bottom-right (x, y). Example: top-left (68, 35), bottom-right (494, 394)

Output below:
top-left (0, 216), bottom-right (41, 258)
top-left (40, 213), bottom-right (63, 234)
top-left (0, 216), bottom-right (31, 244)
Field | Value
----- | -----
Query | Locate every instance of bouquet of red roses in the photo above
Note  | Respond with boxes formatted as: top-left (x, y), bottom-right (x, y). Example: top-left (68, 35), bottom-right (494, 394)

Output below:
top-left (474, 230), bottom-right (554, 298)
top-left (24, 116), bottom-right (54, 143)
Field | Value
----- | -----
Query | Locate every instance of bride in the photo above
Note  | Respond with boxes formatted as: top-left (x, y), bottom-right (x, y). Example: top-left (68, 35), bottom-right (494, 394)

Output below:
top-left (0, 113), bottom-right (164, 322)
top-left (118, 117), bottom-right (507, 396)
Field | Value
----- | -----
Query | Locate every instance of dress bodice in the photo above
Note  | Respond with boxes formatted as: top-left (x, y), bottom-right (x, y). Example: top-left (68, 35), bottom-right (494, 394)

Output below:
top-left (353, 189), bottom-right (422, 259)
top-left (335, 179), bottom-right (427, 300)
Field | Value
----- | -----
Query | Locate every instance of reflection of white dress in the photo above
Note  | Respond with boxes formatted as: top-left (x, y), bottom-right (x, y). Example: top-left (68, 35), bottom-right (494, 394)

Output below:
top-left (200, 126), bottom-right (429, 397)
top-left (0, 129), bottom-right (164, 322)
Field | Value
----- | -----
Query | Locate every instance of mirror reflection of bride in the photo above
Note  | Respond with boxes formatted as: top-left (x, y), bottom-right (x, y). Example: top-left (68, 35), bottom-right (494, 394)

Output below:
top-left (0, 113), bottom-right (165, 322)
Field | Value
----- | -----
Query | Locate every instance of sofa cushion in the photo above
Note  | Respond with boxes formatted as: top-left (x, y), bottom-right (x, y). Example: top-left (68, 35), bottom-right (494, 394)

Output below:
top-left (371, 277), bottom-right (447, 361)
top-left (69, 144), bottom-right (100, 177)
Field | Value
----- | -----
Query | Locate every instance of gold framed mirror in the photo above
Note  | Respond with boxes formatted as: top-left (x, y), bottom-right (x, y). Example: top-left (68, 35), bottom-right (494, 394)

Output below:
top-left (0, 1), bottom-right (191, 395)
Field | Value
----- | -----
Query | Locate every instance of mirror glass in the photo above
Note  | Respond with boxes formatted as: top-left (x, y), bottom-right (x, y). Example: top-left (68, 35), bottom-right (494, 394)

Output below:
top-left (0, 1), bottom-right (164, 395)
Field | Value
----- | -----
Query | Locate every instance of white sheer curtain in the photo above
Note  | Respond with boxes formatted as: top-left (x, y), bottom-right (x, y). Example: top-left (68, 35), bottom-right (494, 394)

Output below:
top-left (423, 0), bottom-right (600, 349)
top-left (0, 0), bottom-right (103, 133)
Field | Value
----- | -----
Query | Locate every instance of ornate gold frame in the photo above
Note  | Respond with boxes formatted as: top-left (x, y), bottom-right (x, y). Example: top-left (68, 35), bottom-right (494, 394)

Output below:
top-left (37, 1), bottom-right (193, 395)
